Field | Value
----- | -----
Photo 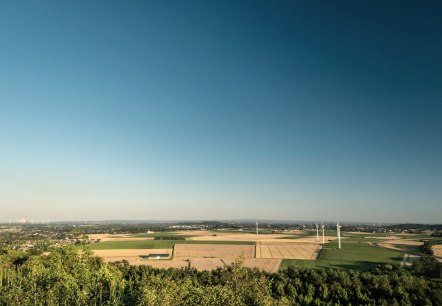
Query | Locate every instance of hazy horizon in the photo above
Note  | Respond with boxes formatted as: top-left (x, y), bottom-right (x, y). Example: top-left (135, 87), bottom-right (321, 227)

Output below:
top-left (1, 217), bottom-right (439, 226)
top-left (1, 1), bottom-right (441, 223)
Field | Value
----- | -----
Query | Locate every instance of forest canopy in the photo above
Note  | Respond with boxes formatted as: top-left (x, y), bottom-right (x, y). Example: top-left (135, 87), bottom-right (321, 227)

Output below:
top-left (0, 246), bottom-right (441, 305)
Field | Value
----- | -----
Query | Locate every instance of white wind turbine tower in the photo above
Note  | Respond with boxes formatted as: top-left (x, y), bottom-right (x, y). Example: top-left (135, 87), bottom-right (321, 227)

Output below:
top-left (321, 223), bottom-right (325, 245)
top-left (255, 220), bottom-right (259, 235)
top-left (316, 223), bottom-right (319, 242)
top-left (336, 222), bottom-right (342, 249)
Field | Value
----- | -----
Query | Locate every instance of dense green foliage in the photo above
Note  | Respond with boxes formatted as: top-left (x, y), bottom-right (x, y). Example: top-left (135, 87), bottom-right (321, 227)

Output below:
top-left (1, 246), bottom-right (441, 305)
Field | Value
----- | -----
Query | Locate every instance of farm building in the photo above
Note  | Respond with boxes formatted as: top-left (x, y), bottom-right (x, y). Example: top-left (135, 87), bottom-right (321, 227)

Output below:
top-left (145, 253), bottom-right (170, 260)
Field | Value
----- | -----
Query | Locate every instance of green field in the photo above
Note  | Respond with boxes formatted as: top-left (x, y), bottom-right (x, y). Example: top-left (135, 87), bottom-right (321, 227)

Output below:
top-left (281, 236), bottom-right (404, 271)
top-left (215, 230), bottom-right (275, 235)
top-left (129, 232), bottom-right (192, 238)
top-left (279, 230), bottom-right (361, 240)
top-left (86, 240), bottom-right (255, 250)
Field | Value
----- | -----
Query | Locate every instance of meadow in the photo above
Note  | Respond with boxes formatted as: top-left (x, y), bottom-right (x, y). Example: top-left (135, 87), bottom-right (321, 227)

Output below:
top-left (281, 235), bottom-right (405, 271)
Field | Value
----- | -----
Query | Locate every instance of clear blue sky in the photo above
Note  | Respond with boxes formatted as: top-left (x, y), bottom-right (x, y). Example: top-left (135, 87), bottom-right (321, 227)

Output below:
top-left (1, 1), bottom-right (441, 223)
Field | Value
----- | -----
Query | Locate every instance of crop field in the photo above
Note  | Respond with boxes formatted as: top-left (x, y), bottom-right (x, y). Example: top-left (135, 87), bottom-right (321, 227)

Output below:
top-left (256, 242), bottom-right (319, 259)
top-left (281, 236), bottom-right (404, 271)
top-left (174, 244), bottom-right (255, 258)
top-left (433, 244), bottom-right (442, 261)
top-left (321, 238), bottom-right (403, 263)
top-left (188, 258), bottom-right (224, 270)
top-left (88, 230), bottom-right (428, 272)
top-left (186, 232), bottom-right (307, 242)
top-left (94, 249), bottom-right (172, 264)
top-left (87, 240), bottom-right (176, 249)
top-left (86, 239), bottom-right (255, 250)
top-left (242, 259), bottom-right (282, 273)
top-left (142, 259), bottom-right (189, 269)
top-left (129, 232), bottom-right (191, 238)
top-left (88, 234), bottom-right (155, 242)
top-left (377, 239), bottom-right (423, 254)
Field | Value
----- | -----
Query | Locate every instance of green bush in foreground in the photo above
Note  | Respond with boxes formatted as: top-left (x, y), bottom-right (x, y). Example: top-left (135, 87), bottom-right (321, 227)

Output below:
top-left (0, 246), bottom-right (441, 305)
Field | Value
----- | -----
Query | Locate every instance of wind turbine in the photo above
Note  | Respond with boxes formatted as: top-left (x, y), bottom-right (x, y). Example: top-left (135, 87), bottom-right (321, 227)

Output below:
top-left (337, 222), bottom-right (342, 249)
top-left (256, 220), bottom-right (259, 235)
top-left (321, 223), bottom-right (325, 245)
top-left (316, 223), bottom-right (319, 242)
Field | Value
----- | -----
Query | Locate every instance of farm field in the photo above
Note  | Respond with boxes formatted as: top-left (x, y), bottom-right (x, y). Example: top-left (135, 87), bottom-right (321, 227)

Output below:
top-left (242, 258), bottom-right (282, 273)
top-left (94, 249), bottom-right (172, 264)
top-left (140, 259), bottom-right (189, 269)
top-left (88, 230), bottom-right (430, 272)
top-left (86, 239), bottom-right (255, 250)
top-left (281, 236), bottom-right (405, 271)
top-left (87, 240), bottom-right (176, 249)
top-left (129, 232), bottom-right (191, 239)
top-left (88, 233), bottom-right (155, 242)
top-left (377, 239), bottom-right (423, 254)
top-left (188, 258), bottom-right (224, 270)
top-left (256, 242), bottom-right (319, 259)
top-left (433, 244), bottom-right (442, 261)
top-left (319, 237), bottom-right (404, 263)
top-left (88, 230), bottom-right (315, 272)
top-left (174, 244), bottom-right (255, 259)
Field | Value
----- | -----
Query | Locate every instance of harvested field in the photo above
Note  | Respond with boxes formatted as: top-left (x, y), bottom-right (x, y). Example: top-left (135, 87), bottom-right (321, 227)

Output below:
top-left (142, 259), bottom-right (189, 269)
top-left (187, 232), bottom-right (331, 243)
top-left (377, 239), bottom-right (423, 253)
top-left (88, 233), bottom-right (154, 242)
top-left (174, 244), bottom-right (255, 259)
top-left (433, 245), bottom-right (442, 260)
top-left (243, 259), bottom-right (282, 273)
top-left (188, 233), bottom-right (289, 241)
top-left (256, 242), bottom-right (319, 259)
top-left (365, 236), bottom-right (399, 240)
top-left (94, 249), bottom-right (172, 264)
top-left (221, 258), bottom-right (282, 273)
top-left (382, 239), bottom-right (423, 245)
top-left (189, 258), bottom-right (224, 270)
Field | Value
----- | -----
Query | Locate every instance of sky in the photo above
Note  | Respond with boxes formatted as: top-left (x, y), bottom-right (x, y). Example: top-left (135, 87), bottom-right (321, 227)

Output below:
top-left (0, 1), bottom-right (441, 223)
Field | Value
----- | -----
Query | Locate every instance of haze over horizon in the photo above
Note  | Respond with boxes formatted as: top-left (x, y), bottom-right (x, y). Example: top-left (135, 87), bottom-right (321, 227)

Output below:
top-left (1, 1), bottom-right (441, 223)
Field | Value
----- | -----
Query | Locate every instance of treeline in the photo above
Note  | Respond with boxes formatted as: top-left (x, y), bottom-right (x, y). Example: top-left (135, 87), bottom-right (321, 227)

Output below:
top-left (153, 236), bottom-right (185, 240)
top-left (432, 231), bottom-right (442, 237)
top-left (387, 224), bottom-right (442, 232)
top-left (0, 246), bottom-right (441, 305)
